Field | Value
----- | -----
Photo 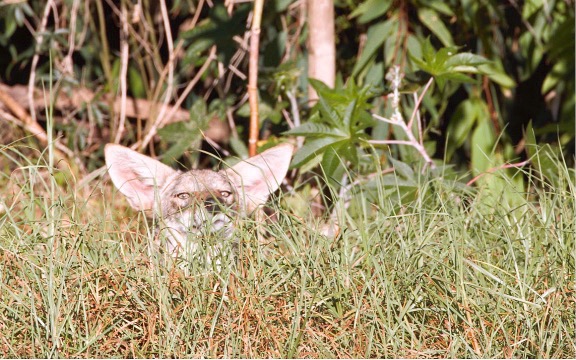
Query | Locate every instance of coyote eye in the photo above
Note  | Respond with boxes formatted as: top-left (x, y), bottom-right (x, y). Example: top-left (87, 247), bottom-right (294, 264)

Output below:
top-left (220, 191), bottom-right (232, 198)
top-left (176, 192), bottom-right (190, 200)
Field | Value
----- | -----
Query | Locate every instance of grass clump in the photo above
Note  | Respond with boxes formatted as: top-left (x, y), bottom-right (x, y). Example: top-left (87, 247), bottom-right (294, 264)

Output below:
top-left (0, 142), bottom-right (574, 358)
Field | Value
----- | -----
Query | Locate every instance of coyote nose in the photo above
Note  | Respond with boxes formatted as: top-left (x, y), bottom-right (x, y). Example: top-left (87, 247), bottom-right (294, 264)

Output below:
top-left (203, 195), bottom-right (222, 214)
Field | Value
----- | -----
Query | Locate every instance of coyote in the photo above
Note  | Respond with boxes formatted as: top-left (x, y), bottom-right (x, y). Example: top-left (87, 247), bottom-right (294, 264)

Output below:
top-left (105, 143), bottom-right (293, 259)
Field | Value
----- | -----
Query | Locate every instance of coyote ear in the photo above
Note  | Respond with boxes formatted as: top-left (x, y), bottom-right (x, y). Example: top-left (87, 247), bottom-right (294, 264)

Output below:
top-left (104, 144), bottom-right (177, 211)
top-left (225, 143), bottom-right (293, 213)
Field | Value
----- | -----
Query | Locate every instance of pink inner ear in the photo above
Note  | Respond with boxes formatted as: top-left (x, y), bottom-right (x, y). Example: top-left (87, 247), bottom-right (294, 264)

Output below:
top-left (123, 177), bottom-right (156, 210)
top-left (105, 144), bottom-right (177, 211)
top-left (108, 165), bottom-right (158, 211)
top-left (225, 144), bottom-right (293, 212)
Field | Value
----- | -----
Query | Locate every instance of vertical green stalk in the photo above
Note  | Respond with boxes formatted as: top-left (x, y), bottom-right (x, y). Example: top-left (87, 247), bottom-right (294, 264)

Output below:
top-left (94, 0), bottom-right (115, 140)
top-left (94, 0), bottom-right (112, 83)
top-left (46, 49), bottom-right (59, 357)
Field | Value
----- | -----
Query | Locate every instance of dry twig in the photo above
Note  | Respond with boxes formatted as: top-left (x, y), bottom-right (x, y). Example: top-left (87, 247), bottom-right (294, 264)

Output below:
top-left (137, 46), bottom-right (218, 151)
top-left (0, 88), bottom-right (74, 162)
top-left (28, 0), bottom-right (56, 124)
top-left (146, 0), bottom-right (177, 144)
top-left (369, 66), bottom-right (436, 169)
top-left (0, 82), bottom-right (230, 143)
top-left (114, 2), bottom-right (130, 144)
top-left (466, 160), bottom-right (530, 186)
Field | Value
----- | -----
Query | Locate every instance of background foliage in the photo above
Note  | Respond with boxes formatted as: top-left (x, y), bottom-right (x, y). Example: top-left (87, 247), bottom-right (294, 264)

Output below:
top-left (0, 0), bottom-right (573, 175)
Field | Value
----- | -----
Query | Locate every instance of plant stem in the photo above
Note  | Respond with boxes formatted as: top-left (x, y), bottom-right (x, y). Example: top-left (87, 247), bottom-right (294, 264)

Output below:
top-left (248, 0), bottom-right (265, 157)
top-left (372, 66), bottom-right (436, 169)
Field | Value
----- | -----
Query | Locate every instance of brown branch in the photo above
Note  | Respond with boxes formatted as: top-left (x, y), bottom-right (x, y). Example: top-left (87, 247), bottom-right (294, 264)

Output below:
top-left (248, 0), bottom-right (264, 157)
top-left (482, 75), bottom-right (501, 135)
top-left (407, 77), bottom-right (433, 131)
top-left (146, 0), bottom-right (177, 146)
top-left (0, 81), bottom-right (229, 143)
top-left (0, 87), bottom-right (74, 161)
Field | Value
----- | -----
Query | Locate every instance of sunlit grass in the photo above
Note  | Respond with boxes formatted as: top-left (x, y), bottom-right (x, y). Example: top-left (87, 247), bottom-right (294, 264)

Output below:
top-left (0, 141), bottom-right (574, 358)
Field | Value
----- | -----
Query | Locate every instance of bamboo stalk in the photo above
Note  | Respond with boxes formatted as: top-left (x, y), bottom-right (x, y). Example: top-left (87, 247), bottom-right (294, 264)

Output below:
top-left (248, 0), bottom-right (265, 157)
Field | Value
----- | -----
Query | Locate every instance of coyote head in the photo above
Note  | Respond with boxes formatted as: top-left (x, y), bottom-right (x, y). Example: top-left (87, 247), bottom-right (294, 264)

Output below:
top-left (105, 143), bottom-right (293, 257)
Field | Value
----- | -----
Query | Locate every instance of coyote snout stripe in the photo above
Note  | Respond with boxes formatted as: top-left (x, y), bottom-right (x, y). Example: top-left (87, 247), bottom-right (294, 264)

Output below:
top-left (105, 143), bottom-right (293, 259)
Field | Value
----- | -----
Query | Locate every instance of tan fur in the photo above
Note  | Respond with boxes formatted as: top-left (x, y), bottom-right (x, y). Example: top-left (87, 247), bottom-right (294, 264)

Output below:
top-left (104, 143), bottom-right (293, 258)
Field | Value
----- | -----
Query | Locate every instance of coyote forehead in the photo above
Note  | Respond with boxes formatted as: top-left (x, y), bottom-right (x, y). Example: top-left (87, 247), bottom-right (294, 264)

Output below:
top-left (160, 170), bottom-right (235, 213)
top-left (105, 143), bottom-right (293, 257)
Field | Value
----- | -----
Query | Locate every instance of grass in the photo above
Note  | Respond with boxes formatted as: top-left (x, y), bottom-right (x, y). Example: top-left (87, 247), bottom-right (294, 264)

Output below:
top-left (0, 141), bottom-right (574, 358)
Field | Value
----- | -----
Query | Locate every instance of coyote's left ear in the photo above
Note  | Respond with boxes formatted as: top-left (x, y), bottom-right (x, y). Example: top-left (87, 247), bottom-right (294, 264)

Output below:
top-left (225, 143), bottom-right (293, 212)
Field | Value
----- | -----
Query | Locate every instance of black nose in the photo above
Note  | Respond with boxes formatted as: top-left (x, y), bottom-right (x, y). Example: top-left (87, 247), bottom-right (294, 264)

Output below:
top-left (203, 196), bottom-right (222, 214)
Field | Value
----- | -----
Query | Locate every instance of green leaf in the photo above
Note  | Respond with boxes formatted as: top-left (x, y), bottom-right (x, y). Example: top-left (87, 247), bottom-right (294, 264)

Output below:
top-left (290, 137), bottom-right (341, 168)
top-left (342, 98), bottom-right (358, 132)
top-left (410, 40), bottom-right (458, 76)
top-left (522, 0), bottom-right (544, 19)
top-left (470, 117), bottom-right (495, 176)
top-left (405, 35), bottom-right (423, 61)
top-left (410, 39), bottom-right (490, 90)
top-left (446, 98), bottom-right (486, 160)
top-left (189, 98), bottom-right (209, 128)
top-left (445, 53), bottom-right (490, 68)
top-left (390, 157), bottom-right (415, 180)
top-left (421, 37), bottom-right (437, 64)
top-left (1, 16), bottom-right (17, 44)
top-left (381, 174), bottom-right (417, 187)
top-left (14, 6), bottom-right (25, 26)
top-left (235, 102), bottom-right (250, 117)
top-left (417, 8), bottom-right (454, 47)
top-left (258, 101), bottom-right (276, 122)
top-left (355, 110), bottom-right (377, 133)
top-left (478, 62), bottom-right (516, 88)
top-left (427, 0), bottom-right (455, 16)
top-left (364, 61), bottom-right (385, 87)
top-left (524, 120), bottom-right (538, 160)
top-left (181, 4), bottom-right (250, 63)
top-left (229, 137), bottom-right (249, 160)
top-left (410, 55), bottom-right (436, 75)
top-left (128, 66), bottom-right (146, 99)
top-left (525, 120), bottom-right (566, 187)
top-left (541, 58), bottom-right (570, 94)
top-left (352, 20), bottom-right (395, 77)
top-left (310, 79), bottom-right (344, 128)
top-left (450, 65), bottom-right (481, 73)
top-left (289, 81), bottom-right (377, 172)
top-left (158, 98), bottom-right (209, 162)
top-left (436, 72), bottom-right (476, 89)
top-left (158, 121), bottom-right (203, 163)
top-left (433, 47), bottom-right (462, 72)
top-left (284, 122), bottom-right (347, 137)
top-left (320, 141), bottom-right (350, 183)
top-left (350, 0), bottom-right (392, 24)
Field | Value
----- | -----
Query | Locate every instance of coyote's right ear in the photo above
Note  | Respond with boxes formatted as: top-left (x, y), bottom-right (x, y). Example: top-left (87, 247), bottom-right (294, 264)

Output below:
top-left (104, 144), bottom-right (177, 211)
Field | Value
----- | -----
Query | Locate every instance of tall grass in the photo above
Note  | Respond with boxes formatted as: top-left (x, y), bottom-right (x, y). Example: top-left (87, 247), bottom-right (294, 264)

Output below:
top-left (0, 141), bottom-right (574, 358)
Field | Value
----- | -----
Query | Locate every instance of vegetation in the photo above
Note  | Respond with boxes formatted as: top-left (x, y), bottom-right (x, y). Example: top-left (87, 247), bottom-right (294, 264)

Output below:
top-left (0, 0), bottom-right (574, 357)
top-left (1, 142), bottom-right (574, 357)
